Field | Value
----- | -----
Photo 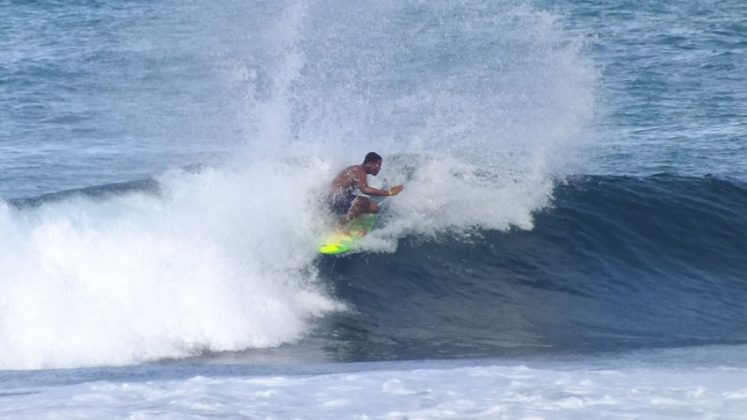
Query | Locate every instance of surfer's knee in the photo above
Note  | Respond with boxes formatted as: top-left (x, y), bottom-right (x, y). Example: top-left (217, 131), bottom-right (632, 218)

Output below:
top-left (353, 196), bottom-right (366, 207)
top-left (369, 201), bottom-right (380, 213)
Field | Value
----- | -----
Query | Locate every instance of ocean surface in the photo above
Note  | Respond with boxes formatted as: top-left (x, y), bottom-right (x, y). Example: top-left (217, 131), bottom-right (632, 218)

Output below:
top-left (1, 0), bottom-right (746, 418)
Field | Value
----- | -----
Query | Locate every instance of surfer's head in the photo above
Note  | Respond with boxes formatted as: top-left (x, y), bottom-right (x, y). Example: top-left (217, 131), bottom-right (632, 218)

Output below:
top-left (363, 152), bottom-right (382, 175)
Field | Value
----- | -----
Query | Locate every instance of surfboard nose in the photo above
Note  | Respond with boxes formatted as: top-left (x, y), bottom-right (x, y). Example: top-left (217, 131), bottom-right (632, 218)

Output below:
top-left (320, 243), bottom-right (348, 255)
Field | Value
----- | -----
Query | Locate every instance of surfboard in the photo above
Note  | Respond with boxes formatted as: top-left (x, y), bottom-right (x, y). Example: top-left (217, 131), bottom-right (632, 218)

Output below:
top-left (319, 213), bottom-right (378, 255)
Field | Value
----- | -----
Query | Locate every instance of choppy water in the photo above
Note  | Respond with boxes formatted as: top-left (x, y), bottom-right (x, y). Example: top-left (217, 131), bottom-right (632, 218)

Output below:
top-left (1, 0), bottom-right (745, 417)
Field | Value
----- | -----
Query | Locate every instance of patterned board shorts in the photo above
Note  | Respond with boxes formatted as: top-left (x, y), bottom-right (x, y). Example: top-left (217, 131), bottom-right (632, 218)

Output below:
top-left (327, 193), bottom-right (357, 215)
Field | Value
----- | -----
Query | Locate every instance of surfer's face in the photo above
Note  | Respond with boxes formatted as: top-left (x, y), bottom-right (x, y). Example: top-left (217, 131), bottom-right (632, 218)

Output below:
top-left (368, 160), bottom-right (382, 175)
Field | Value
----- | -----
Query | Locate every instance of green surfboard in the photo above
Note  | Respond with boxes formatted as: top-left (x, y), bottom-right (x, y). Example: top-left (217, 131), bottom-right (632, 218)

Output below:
top-left (319, 213), bottom-right (378, 255)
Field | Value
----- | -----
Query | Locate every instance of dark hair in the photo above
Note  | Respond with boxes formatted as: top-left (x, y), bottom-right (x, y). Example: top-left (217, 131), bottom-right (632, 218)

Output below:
top-left (363, 152), bottom-right (382, 164)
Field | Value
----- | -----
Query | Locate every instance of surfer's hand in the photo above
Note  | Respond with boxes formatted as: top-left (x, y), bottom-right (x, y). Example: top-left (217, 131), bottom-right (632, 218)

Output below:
top-left (389, 185), bottom-right (404, 196)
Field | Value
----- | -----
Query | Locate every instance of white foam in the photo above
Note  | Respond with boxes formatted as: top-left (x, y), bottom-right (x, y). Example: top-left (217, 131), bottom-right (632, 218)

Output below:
top-left (0, 162), bottom-right (343, 370)
top-left (2, 359), bottom-right (747, 418)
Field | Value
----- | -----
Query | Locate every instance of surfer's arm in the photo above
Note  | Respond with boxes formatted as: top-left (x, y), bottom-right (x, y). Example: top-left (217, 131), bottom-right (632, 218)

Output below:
top-left (356, 170), bottom-right (394, 197)
top-left (358, 184), bottom-right (391, 197)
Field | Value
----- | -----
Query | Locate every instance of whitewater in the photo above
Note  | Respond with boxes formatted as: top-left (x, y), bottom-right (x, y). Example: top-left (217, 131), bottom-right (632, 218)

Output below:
top-left (1, 0), bottom-right (746, 418)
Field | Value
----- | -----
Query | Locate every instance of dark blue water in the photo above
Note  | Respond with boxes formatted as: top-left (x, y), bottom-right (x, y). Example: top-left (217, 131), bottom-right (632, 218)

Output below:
top-left (313, 174), bottom-right (747, 360)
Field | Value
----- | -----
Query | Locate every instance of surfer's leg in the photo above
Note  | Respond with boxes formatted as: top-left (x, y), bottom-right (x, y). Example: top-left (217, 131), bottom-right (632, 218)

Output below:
top-left (338, 196), bottom-right (380, 226)
top-left (337, 195), bottom-right (361, 226)
top-left (346, 197), bottom-right (378, 221)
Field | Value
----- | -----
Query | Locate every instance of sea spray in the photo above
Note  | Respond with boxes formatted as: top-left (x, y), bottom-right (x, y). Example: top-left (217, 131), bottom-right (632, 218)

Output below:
top-left (229, 0), bottom-right (596, 241)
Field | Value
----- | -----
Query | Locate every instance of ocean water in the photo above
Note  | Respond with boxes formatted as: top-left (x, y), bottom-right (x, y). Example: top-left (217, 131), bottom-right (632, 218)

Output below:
top-left (1, 0), bottom-right (746, 418)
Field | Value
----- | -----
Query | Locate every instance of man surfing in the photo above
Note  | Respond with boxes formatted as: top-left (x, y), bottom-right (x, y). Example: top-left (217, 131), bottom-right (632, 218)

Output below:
top-left (327, 152), bottom-right (404, 225)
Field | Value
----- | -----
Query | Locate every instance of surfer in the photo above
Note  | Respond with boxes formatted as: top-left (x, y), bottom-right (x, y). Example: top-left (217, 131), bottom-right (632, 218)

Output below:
top-left (327, 152), bottom-right (404, 225)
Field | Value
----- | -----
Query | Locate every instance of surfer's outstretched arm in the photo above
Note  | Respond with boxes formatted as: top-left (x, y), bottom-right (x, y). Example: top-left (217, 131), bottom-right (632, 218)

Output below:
top-left (355, 169), bottom-right (404, 196)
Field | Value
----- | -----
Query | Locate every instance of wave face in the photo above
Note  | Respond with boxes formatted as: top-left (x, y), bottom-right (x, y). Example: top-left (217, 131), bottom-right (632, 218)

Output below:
top-left (316, 174), bottom-right (747, 361)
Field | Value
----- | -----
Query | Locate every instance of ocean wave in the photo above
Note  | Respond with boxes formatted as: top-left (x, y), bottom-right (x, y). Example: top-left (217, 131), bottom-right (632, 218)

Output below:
top-left (316, 174), bottom-right (747, 360)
